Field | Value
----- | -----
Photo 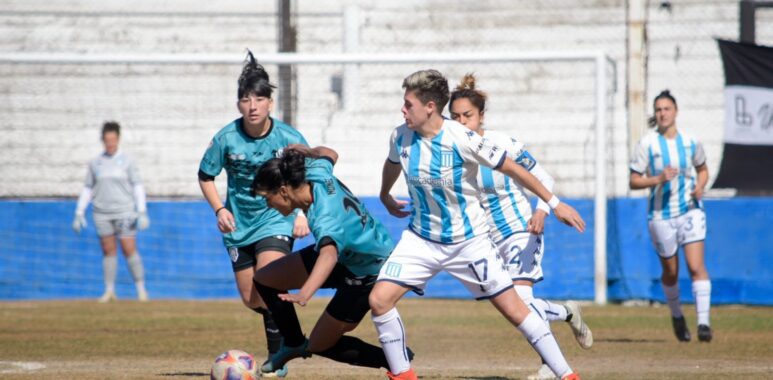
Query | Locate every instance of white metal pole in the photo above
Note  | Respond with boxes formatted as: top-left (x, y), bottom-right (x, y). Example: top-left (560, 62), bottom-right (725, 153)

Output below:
top-left (594, 54), bottom-right (608, 305)
top-left (343, 5), bottom-right (360, 111)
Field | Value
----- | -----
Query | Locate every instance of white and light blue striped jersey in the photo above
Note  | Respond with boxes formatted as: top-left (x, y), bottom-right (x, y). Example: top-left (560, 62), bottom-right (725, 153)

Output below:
top-left (476, 130), bottom-right (554, 243)
top-left (387, 119), bottom-right (506, 244)
top-left (630, 131), bottom-right (706, 220)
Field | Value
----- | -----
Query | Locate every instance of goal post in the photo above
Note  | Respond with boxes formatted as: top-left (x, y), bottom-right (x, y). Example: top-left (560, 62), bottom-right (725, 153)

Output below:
top-left (0, 51), bottom-right (615, 304)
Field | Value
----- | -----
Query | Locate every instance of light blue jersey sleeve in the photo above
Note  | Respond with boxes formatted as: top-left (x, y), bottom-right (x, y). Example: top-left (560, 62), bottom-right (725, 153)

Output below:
top-left (199, 131), bottom-right (225, 177)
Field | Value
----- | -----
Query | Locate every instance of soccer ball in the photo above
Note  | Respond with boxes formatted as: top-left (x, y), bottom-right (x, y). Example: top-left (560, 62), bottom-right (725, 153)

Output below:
top-left (210, 349), bottom-right (259, 380)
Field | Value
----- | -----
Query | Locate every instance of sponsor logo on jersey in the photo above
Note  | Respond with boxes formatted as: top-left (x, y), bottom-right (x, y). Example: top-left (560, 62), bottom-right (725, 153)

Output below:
top-left (406, 176), bottom-right (452, 188)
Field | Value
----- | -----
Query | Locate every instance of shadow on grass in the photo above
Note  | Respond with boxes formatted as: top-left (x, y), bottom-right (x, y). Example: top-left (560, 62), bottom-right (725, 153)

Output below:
top-left (596, 338), bottom-right (667, 343)
top-left (159, 372), bottom-right (209, 377)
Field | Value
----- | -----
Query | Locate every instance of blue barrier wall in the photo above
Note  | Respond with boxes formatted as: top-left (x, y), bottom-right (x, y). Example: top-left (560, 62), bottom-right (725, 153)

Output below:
top-left (0, 198), bottom-right (771, 304)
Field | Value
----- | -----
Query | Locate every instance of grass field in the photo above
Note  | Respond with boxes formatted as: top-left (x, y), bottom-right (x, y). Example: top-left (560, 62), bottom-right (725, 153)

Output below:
top-left (0, 298), bottom-right (771, 379)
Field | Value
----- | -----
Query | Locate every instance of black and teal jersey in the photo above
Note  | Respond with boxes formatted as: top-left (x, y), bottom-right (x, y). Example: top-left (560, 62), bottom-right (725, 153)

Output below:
top-left (304, 158), bottom-right (394, 277)
top-left (199, 117), bottom-right (308, 247)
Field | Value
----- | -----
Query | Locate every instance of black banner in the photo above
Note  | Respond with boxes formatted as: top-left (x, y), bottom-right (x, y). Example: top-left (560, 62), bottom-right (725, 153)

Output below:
top-left (713, 39), bottom-right (773, 193)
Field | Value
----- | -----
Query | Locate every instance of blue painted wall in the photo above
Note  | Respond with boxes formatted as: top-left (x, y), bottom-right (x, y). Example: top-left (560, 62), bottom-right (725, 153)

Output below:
top-left (0, 198), bottom-right (770, 304)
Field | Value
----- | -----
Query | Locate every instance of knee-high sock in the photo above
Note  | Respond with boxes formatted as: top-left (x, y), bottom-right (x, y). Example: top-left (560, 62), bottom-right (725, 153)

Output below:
top-left (372, 308), bottom-right (410, 375)
top-left (662, 283), bottom-right (683, 318)
top-left (253, 307), bottom-right (282, 354)
top-left (126, 252), bottom-right (145, 283)
top-left (316, 335), bottom-right (390, 369)
top-left (515, 285), bottom-right (548, 325)
top-left (254, 281), bottom-right (305, 347)
top-left (692, 280), bottom-right (711, 326)
top-left (518, 312), bottom-right (572, 378)
top-left (103, 255), bottom-right (117, 292)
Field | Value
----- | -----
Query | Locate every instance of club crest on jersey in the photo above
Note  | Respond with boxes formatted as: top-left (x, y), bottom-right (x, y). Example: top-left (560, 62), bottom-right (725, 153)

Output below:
top-left (384, 262), bottom-right (402, 277)
top-left (441, 150), bottom-right (454, 167)
top-left (228, 247), bottom-right (239, 263)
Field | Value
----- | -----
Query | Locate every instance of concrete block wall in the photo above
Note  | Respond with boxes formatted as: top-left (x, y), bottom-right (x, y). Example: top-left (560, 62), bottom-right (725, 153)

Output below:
top-left (1, 0), bottom-right (770, 198)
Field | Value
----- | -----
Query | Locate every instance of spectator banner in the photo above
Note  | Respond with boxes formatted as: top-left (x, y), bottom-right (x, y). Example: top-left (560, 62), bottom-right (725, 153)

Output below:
top-left (713, 39), bottom-right (773, 192)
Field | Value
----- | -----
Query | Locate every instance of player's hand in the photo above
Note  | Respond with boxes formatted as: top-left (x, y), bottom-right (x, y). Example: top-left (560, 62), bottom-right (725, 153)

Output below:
top-left (137, 212), bottom-right (150, 231)
top-left (553, 203), bottom-right (585, 233)
top-left (72, 213), bottom-right (87, 234)
top-left (216, 208), bottom-right (237, 233)
top-left (527, 209), bottom-right (548, 234)
top-left (660, 167), bottom-right (679, 183)
top-left (380, 194), bottom-right (410, 218)
top-left (293, 213), bottom-right (311, 238)
top-left (279, 292), bottom-right (310, 307)
top-left (690, 186), bottom-right (705, 201)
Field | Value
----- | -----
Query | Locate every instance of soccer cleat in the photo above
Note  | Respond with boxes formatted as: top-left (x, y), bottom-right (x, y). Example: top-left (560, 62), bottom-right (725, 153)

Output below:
top-left (98, 290), bottom-right (116, 303)
top-left (137, 287), bottom-right (149, 302)
top-left (565, 301), bottom-right (593, 349)
top-left (261, 339), bottom-right (310, 376)
top-left (260, 362), bottom-right (288, 378)
top-left (527, 363), bottom-right (558, 380)
top-left (671, 316), bottom-right (691, 342)
top-left (697, 324), bottom-right (713, 342)
top-left (386, 368), bottom-right (418, 380)
top-left (561, 373), bottom-right (580, 380)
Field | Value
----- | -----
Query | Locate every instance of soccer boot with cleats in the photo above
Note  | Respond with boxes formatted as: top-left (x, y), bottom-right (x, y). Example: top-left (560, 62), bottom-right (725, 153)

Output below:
top-left (386, 368), bottom-right (417, 380)
top-left (98, 290), bottom-right (117, 303)
top-left (561, 373), bottom-right (581, 380)
top-left (697, 324), bottom-right (713, 342)
top-left (261, 338), bottom-right (310, 376)
top-left (671, 316), bottom-right (691, 342)
top-left (565, 301), bottom-right (593, 349)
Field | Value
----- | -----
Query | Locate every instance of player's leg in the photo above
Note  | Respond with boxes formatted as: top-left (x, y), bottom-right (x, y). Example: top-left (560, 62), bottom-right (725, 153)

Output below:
top-left (451, 235), bottom-right (576, 379)
top-left (98, 234), bottom-right (119, 303)
top-left (650, 218), bottom-right (689, 341)
top-left (679, 209), bottom-right (712, 342)
top-left (371, 230), bottom-right (438, 380)
top-left (117, 215), bottom-right (148, 301)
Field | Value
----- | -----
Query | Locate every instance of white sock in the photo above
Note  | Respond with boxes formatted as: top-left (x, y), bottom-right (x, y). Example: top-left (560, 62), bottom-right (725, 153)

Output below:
top-left (126, 252), bottom-right (145, 283)
top-left (103, 255), bottom-right (117, 293)
top-left (515, 285), bottom-right (549, 325)
top-left (692, 280), bottom-right (711, 326)
top-left (533, 298), bottom-right (569, 322)
top-left (662, 283), bottom-right (683, 318)
top-left (517, 312), bottom-right (572, 378)
top-left (372, 308), bottom-right (410, 375)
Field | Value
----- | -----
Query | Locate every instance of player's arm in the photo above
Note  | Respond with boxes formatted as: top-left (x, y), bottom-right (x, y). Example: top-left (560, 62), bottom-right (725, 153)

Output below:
top-left (279, 242), bottom-right (338, 307)
top-left (629, 169), bottom-right (676, 189)
top-left (497, 157), bottom-right (585, 232)
top-left (526, 162), bottom-right (554, 234)
top-left (198, 171), bottom-right (236, 233)
top-left (691, 163), bottom-right (709, 200)
top-left (380, 159), bottom-right (410, 218)
top-left (286, 144), bottom-right (338, 165)
top-left (72, 186), bottom-right (92, 234)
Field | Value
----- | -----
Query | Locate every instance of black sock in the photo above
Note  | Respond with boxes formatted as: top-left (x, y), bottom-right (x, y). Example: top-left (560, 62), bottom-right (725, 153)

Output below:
top-left (253, 280), bottom-right (305, 347)
top-left (316, 336), bottom-right (390, 369)
top-left (252, 307), bottom-right (282, 354)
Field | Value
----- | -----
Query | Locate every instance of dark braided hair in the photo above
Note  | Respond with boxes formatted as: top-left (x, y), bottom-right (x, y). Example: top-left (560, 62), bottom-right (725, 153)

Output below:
top-left (238, 50), bottom-right (276, 99)
top-left (251, 149), bottom-right (307, 196)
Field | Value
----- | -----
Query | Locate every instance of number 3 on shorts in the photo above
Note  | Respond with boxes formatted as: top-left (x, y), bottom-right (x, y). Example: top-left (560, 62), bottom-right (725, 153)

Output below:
top-left (468, 258), bottom-right (488, 291)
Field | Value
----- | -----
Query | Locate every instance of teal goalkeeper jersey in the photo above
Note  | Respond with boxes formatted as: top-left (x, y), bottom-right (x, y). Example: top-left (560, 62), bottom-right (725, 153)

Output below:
top-left (304, 158), bottom-right (394, 277)
top-left (199, 117), bottom-right (308, 247)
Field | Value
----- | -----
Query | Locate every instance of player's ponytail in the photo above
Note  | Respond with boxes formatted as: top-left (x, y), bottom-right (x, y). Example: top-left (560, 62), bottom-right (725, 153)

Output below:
top-left (449, 73), bottom-right (487, 113)
top-left (251, 149), bottom-right (307, 196)
top-left (238, 49), bottom-right (276, 99)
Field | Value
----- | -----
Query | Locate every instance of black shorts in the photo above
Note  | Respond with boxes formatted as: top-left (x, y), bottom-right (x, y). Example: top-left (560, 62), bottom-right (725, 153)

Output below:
top-left (229, 235), bottom-right (293, 272)
top-left (297, 244), bottom-right (376, 324)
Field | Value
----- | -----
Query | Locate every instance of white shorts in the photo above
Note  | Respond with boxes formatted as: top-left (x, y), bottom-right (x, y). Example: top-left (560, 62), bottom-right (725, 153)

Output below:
top-left (377, 230), bottom-right (512, 300)
top-left (94, 212), bottom-right (138, 238)
top-left (648, 208), bottom-right (706, 258)
top-left (496, 232), bottom-right (544, 283)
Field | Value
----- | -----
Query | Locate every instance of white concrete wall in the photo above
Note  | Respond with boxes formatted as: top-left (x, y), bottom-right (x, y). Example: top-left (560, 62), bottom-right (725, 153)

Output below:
top-left (1, 0), bottom-right (770, 198)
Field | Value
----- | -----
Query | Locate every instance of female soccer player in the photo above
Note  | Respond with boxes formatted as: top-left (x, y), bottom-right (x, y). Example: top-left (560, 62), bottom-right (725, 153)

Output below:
top-left (449, 73), bottom-right (593, 379)
top-left (371, 69), bottom-right (584, 380)
top-left (252, 146), bottom-right (410, 374)
top-left (198, 51), bottom-right (310, 377)
top-left (72, 121), bottom-right (150, 303)
top-left (629, 90), bottom-right (712, 342)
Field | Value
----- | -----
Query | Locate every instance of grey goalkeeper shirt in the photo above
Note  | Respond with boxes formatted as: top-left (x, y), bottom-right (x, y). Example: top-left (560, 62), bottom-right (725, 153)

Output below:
top-left (84, 151), bottom-right (141, 217)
